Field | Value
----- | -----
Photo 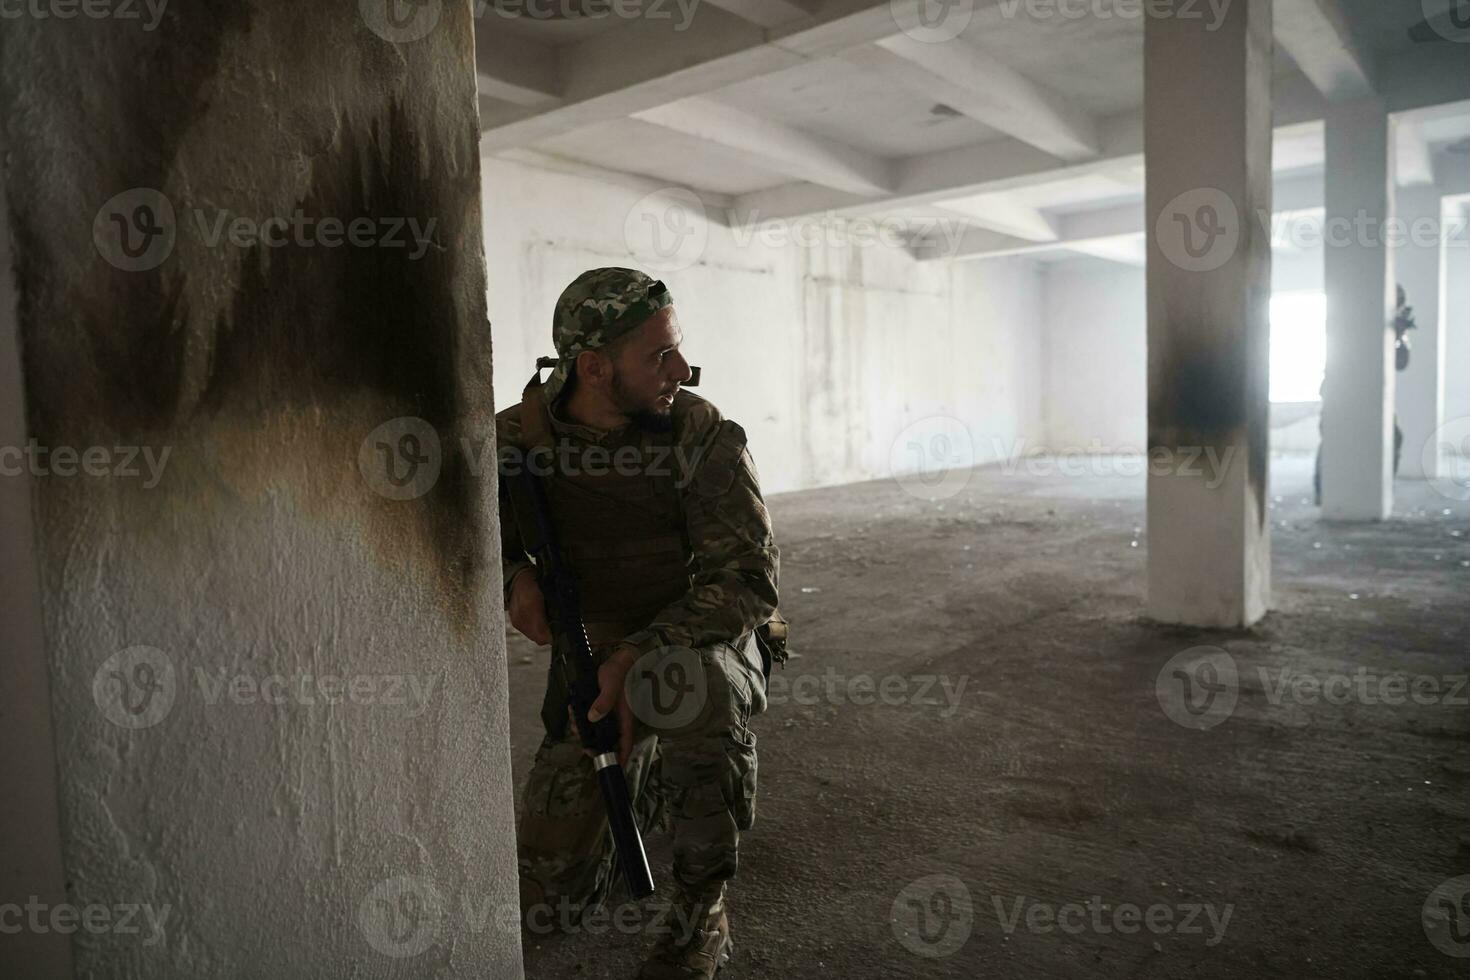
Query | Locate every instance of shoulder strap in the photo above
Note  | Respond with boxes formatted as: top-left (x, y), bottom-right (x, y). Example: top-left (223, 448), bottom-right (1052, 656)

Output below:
top-left (519, 372), bottom-right (555, 453)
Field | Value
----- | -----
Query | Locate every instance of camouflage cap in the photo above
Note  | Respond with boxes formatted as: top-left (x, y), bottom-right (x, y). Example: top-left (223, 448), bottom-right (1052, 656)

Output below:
top-left (542, 267), bottom-right (673, 403)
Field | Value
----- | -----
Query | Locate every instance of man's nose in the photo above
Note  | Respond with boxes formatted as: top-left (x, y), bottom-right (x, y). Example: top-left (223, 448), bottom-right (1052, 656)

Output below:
top-left (667, 350), bottom-right (692, 384)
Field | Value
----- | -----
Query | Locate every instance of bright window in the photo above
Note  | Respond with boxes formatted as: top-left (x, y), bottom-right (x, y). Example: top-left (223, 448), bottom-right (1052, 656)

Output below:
top-left (1269, 291), bottom-right (1326, 403)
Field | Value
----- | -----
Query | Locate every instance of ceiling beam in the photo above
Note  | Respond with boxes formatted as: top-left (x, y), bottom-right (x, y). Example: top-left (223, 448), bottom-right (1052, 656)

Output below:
top-left (853, 35), bottom-right (1100, 161)
top-left (1273, 0), bottom-right (1375, 100)
top-left (478, 0), bottom-right (971, 153)
top-left (699, 0), bottom-right (814, 28)
top-left (728, 73), bottom-right (1344, 224)
top-left (473, 21), bottom-right (561, 108)
top-left (634, 96), bottom-right (895, 195)
top-left (919, 173), bottom-right (1326, 261)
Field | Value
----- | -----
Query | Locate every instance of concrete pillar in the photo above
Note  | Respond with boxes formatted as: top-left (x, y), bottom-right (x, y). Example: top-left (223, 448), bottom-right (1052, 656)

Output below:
top-left (0, 7), bottom-right (523, 979)
top-left (1144, 0), bottom-right (1273, 627)
top-left (1321, 99), bottom-right (1396, 519)
top-left (1393, 185), bottom-right (1446, 479)
top-left (0, 116), bottom-right (74, 980)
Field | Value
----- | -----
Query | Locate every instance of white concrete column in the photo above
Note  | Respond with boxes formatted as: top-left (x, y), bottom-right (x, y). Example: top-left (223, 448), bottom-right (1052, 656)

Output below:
top-left (1393, 185), bottom-right (1446, 479)
top-left (1321, 99), bottom-right (1396, 519)
top-left (1144, 0), bottom-right (1272, 627)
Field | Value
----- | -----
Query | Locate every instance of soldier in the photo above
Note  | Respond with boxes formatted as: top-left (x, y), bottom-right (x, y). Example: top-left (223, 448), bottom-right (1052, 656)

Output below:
top-left (496, 268), bottom-right (783, 979)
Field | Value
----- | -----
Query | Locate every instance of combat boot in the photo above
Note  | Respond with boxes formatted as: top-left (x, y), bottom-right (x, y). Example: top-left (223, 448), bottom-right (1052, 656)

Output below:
top-left (638, 885), bottom-right (732, 980)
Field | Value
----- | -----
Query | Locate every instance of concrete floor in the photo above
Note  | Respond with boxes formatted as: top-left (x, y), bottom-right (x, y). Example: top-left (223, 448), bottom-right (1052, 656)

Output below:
top-left (508, 454), bottom-right (1470, 980)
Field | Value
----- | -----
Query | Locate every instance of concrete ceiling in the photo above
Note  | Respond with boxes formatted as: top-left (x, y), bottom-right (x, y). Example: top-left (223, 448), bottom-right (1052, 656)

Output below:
top-left (474, 0), bottom-right (1470, 265)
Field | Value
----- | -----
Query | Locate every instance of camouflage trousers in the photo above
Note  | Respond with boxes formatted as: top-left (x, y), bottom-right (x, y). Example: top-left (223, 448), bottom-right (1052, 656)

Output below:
top-left (517, 632), bottom-right (767, 924)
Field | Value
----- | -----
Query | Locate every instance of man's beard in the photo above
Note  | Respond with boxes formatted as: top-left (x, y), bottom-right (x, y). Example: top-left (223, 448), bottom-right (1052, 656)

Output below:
top-left (612, 371), bottom-right (674, 433)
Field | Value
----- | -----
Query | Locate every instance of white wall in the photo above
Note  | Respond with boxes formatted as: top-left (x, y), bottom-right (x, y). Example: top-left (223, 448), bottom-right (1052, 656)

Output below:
top-left (1040, 257), bottom-right (1147, 451)
top-left (1039, 243), bottom-right (1333, 456)
top-left (1446, 237), bottom-right (1470, 430)
top-left (481, 155), bottom-right (1045, 494)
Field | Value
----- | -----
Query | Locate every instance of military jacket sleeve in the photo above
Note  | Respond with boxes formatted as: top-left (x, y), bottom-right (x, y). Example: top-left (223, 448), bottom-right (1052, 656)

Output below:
top-left (620, 405), bottom-right (780, 658)
top-left (495, 408), bottom-right (537, 605)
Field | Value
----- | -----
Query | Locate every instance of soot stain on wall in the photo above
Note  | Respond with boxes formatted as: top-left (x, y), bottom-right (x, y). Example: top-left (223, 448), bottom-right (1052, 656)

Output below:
top-left (200, 98), bottom-right (487, 624)
top-left (2, 7), bottom-right (492, 628)
top-left (1150, 328), bottom-right (1269, 526)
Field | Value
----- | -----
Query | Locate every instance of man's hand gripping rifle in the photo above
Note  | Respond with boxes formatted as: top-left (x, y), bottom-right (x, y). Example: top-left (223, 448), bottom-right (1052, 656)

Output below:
top-left (500, 459), bottom-right (657, 900)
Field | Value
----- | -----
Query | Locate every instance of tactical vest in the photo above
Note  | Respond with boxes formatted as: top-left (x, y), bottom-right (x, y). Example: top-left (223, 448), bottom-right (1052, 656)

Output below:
top-left (516, 379), bottom-right (692, 641)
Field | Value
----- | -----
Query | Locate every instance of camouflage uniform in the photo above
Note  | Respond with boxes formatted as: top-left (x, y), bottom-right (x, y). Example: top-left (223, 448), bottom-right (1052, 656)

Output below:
top-left (496, 269), bottom-right (780, 974)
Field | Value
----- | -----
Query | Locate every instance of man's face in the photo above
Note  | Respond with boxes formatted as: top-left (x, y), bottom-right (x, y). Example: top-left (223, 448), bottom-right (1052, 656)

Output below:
top-left (607, 306), bottom-right (691, 430)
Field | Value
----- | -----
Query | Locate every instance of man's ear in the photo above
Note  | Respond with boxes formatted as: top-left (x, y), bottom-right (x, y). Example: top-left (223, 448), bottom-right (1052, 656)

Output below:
top-left (574, 349), bottom-right (611, 390)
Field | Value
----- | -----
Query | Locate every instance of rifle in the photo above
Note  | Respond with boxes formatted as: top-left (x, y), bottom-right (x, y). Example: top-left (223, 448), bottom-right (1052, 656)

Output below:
top-left (499, 456), bottom-right (657, 900)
